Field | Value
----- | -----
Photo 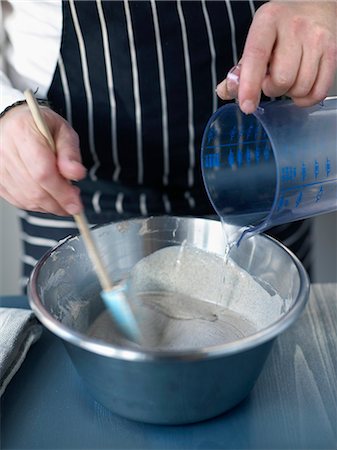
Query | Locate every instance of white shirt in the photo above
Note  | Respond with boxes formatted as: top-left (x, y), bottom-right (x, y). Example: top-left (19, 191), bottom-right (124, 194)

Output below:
top-left (0, 0), bottom-right (62, 113)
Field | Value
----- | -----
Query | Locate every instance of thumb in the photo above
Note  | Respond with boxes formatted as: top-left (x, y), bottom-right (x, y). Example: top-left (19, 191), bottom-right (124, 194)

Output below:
top-left (54, 120), bottom-right (87, 181)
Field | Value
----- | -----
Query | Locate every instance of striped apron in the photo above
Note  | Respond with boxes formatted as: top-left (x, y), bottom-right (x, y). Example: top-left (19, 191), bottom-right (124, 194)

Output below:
top-left (19, 0), bottom-right (311, 290)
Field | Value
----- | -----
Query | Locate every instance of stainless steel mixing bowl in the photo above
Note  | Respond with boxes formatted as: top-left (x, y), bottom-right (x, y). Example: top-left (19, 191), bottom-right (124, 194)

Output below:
top-left (28, 216), bottom-right (310, 424)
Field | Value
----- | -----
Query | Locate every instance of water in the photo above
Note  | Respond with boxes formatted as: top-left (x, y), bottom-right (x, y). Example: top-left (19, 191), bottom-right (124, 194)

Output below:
top-left (219, 214), bottom-right (259, 261)
top-left (220, 218), bottom-right (243, 261)
top-left (175, 239), bottom-right (187, 267)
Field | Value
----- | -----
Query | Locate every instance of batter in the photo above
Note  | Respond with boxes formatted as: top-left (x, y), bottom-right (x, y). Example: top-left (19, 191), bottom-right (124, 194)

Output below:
top-left (87, 245), bottom-right (287, 350)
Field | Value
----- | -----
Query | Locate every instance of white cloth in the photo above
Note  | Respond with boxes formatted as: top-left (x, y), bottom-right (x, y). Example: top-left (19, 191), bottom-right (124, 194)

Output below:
top-left (0, 307), bottom-right (42, 396)
top-left (0, 0), bottom-right (62, 112)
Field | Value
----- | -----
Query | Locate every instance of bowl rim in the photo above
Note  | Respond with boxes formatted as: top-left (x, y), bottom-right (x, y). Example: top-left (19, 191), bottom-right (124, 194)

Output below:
top-left (28, 216), bottom-right (310, 362)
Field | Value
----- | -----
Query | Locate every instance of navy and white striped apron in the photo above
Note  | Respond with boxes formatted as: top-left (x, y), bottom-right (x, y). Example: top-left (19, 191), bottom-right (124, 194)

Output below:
top-left (19, 0), bottom-right (311, 289)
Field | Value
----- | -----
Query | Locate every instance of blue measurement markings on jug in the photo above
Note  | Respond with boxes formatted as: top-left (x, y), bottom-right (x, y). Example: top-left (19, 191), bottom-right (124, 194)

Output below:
top-left (263, 142), bottom-right (271, 161)
top-left (206, 126), bottom-right (217, 146)
top-left (246, 124), bottom-right (254, 140)
top-left (277, 155), bottom-right (337, 211)
top-left (316, 185), bottom-right (324, 202)
top-left (228, 149), bottom-right (235, 168)
top-left (301, 162), bottom-right (307, 181)
top-left (205, 138), bottom-right (270, 169)
top-left (326, 158), bottom-right (331, 177)
top-left (237, 148), bottom-right (243, 167)
top-left (204, 152), bottom-right (220, 169)
top-left (314, 160), bottom-right (320, 179)
top-left (295, 191), bottom-right (303, 208)
top-left (255, 145), bottom-right (260, 163)
top-left (230, 126), bottom-right (236, 141)
top-left (281, 166), bottom-right (297, 182)
top-left (204, 122), bottom-right (270, 169)
top-left (246, 148), bottom-right (252, 166)
top-left (277, 195), bottom-right (290, 212)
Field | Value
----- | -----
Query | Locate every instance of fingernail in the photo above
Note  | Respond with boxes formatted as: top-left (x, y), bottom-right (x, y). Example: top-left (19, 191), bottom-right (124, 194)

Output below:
top-left (66, 203), bottom-right (81, 215)
top-left (240, 100), bottom-right (256, 114)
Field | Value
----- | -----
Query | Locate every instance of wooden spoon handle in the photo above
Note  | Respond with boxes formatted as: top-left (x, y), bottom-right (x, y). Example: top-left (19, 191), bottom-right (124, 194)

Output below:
top-left (24, 89), bottom-right (113, 291)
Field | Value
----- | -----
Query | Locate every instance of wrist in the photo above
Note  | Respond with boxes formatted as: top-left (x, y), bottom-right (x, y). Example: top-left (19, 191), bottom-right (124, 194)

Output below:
top-left (0, 99), bottom-right (51, 120)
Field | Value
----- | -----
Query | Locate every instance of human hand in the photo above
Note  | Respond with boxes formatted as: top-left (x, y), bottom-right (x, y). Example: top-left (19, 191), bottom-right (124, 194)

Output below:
top-left (217, 1), bottom-right (337, 113)
top-left (0, 104), bottom-right (86, 215)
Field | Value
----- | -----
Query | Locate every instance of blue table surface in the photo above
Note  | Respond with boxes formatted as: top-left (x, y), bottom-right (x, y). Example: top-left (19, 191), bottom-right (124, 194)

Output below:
top-left (1, 284), bottom-right (336, 450)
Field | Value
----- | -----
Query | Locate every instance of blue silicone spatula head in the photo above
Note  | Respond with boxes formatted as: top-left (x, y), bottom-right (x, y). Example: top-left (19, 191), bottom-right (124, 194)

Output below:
top-left (101, 283), bottom-right (141, 342)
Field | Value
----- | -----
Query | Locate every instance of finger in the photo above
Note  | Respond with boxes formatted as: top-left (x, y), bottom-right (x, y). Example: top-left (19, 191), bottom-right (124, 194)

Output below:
top-left (238, 7), bottom-right (277, 113)
top-left (2, 158), bottom-right (71, 215)
top-left (291, 50), bottom-right (337, 107)
top-left (262, 36), bottom-right (303, 98)
top-left (284, 48), bottom-right (321, 99)
top-left (17, 139), bottom-right (83, 215)
top-left (216, 64), bottom-right (241, 100)
top-left (53, 120), bottom-right (87, 181)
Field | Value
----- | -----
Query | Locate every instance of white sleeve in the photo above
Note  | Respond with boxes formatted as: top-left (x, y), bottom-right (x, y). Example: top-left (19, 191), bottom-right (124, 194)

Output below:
top-left (0, 0), bottom-right (62, 114)
top-left (0, 2), bottom-right (25, 113)
top-left (0, 72), bottom-right (26, 113)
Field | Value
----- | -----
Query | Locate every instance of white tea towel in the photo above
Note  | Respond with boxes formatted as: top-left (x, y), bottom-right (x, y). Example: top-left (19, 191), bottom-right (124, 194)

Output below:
top-left (0, 308), bottom-right (42, 396)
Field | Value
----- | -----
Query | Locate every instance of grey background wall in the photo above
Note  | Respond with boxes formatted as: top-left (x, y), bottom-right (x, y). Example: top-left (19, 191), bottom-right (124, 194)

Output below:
top-left (1, 83), bottom-right (336, 295)
top-left (0, 200), bottom-right (21, 295)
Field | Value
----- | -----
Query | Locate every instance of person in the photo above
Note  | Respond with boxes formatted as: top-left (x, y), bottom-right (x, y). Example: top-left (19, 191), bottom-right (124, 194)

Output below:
top-left (0, 0), bottom-right (336, 290)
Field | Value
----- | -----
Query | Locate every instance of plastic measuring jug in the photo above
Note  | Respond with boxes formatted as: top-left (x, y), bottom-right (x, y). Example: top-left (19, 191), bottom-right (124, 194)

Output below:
top-left (201, 96), bottom-right (337, 242)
